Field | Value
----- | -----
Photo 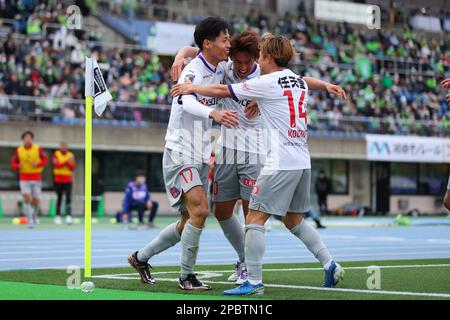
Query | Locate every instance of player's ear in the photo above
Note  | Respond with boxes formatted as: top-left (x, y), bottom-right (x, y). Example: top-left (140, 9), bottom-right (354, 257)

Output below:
top-left (203, 39), bottom-right (210, 50)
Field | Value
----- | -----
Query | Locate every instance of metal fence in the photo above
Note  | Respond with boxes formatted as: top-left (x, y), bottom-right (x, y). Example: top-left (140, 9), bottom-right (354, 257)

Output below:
top-left (1, 94), bottom-right (448, 137)
top-left (0, 95), bottom-right (170, 128)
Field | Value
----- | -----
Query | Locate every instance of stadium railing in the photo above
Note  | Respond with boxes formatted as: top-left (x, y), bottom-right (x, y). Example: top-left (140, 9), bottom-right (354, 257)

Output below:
top-left (0, 95), bottom-right (447, 137)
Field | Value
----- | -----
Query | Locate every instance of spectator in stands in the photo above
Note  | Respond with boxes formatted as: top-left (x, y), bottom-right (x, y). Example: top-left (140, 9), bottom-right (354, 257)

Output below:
top-left (10, 131), bottom-right (49, 228)
top-left (120, 170), bottom-right (158, 229)
top-left (52, 141), bottom-right (75, 225)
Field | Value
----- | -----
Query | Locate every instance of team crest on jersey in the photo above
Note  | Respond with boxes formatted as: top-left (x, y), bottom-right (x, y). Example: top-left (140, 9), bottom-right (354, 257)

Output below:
top-left (185, 73), bottom-right (195, 82)
top-left (251, 186), bottom-right (259, 195)
top-left (241, 82), bottom-right (250, 91)
top-left (170, 187), bottom-right (180, 198)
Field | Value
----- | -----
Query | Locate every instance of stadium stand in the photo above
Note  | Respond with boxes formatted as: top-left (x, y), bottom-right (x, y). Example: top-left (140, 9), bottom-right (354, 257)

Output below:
top-left (0, 0), bottom-right (448, 136)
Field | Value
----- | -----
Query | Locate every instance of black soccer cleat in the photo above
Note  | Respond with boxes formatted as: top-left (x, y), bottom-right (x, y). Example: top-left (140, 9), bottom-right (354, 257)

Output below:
top-left (179, 274), bottom-right (211, 291)
top-left (128, 251), bottom-right (156, 284)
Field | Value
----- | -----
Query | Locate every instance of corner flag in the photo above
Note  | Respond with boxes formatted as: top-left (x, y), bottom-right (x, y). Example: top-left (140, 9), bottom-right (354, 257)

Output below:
top-left (85, 57), bottom-right (113, 116)
top-left (84, 57), bottom-right (112, 277)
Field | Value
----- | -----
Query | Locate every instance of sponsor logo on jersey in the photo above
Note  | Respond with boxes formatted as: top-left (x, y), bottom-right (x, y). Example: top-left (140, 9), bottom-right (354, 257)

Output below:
top-left (170, 187), bottom-right (180, 199)
top-left (243, 179), bottom-right (256, 187)
top-left (199, 97), bottom-right (219, 106)
top-left (238, 99), bottom-right (251, 107)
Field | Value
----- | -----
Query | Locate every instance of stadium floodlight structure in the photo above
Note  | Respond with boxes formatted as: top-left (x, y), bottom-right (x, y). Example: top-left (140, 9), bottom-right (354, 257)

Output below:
top-left (84, 57), bottom-right (112, 277)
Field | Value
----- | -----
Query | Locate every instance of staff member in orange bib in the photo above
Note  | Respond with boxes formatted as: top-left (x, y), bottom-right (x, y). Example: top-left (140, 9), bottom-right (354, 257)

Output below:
top-left (52, 141), bottom-right (75, 225)
top-left (10, 131), bottom-right (49, 228)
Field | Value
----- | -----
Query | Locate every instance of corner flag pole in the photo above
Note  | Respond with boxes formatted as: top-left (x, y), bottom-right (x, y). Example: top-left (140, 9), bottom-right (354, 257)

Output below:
top-left (84, 94), bottom-right (93, 278)
top-left (84, 57), bottom-right (94, 278)
top-left (84, 57), bottom-right (112, 278)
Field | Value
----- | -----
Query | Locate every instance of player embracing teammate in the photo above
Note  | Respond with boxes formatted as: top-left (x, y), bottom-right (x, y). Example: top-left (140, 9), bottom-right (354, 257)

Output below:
top-left (171, 31), bottom-right (346, 286)
top-left (128, 17), bottom-right (239, 290)
top-left (171, 34), bottom-right (346, 295)
top-left (129, 16), bottom-right (346, 295)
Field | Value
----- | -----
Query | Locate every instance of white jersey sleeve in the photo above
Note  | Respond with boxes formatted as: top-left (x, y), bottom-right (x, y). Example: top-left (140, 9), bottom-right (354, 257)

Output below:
top-left (228, 76), bottom-right (272, 102)
top-left (178, 66), bottom-right (214, 118)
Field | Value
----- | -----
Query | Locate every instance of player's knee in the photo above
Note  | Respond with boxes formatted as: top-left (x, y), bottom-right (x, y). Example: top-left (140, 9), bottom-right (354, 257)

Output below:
top-left (189, 201), bottom-right (209, 219)
top-left (282, 214), bottom-right (302, 230)
top-left (214, 210), bottom-right (232, 221)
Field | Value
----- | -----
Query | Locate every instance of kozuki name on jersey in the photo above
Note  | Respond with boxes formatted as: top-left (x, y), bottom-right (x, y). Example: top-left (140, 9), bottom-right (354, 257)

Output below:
top-left (228, 69), bottom-right (311, 171)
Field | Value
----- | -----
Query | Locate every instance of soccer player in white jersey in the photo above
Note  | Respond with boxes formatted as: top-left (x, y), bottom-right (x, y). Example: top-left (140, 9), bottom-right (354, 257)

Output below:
top-left (170, 34), bottom-right (345, 295)
top-left (128, 17), bottom-right (240, 291)
top-left (171, 32), bottom-right (346, 285)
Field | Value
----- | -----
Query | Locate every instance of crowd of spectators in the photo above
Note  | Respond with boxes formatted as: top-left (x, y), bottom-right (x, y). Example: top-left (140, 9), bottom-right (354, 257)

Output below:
top-left (228, 8), bottom-right (449, 135)
top-left (0, 1), bottom-right (448, 135)
top-left (0, 1), bottom-right (172, 123)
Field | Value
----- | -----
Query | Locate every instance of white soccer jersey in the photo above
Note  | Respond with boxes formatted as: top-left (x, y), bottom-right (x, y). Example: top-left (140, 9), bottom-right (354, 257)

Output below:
top-left (229, 69), bottom-right (311, 171)
top-left (217, 60), bottom-right (265, 154)
top-left (165, 53), bottom-right (226, 163)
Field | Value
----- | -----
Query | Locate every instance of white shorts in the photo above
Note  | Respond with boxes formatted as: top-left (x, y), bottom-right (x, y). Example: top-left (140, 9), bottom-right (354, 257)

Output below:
top-left (212, 146), bottom-right (262, 202)
top-left (162, 148), bottom-right (209, 212)
top-left (19, 181), bottom-right (42, 199)
top-left (249, 169), bottom-right (311, 216)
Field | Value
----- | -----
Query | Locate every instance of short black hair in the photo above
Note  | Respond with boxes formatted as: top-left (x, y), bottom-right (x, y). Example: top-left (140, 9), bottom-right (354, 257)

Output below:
top-left (194, 17), bottom-right (230, 50)
top-left (134, 170), bottom-right (146, 179)
top-left (21, 131), bottom-right (34, 140)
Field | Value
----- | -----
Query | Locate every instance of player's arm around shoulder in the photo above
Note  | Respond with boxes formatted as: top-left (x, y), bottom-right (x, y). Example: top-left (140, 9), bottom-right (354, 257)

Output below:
top-left (171, 46), bottom-right (200, 81)
top-left (303, 77), bottom-right (346, 101)
top-left (228, 75), bottom-right (272, 102)
top-left (171, 80), bottom-right (232, 99)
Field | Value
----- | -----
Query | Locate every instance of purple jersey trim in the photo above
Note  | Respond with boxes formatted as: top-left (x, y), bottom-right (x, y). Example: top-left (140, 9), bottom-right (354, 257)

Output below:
top-left (198, 53), bottom-right (216, 73)
top-left (227, 84), bottom-right (239, 102)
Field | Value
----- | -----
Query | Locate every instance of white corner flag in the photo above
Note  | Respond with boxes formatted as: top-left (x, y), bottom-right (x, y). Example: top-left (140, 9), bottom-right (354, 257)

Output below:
top-left (85, 57), bottom-right (112, 116)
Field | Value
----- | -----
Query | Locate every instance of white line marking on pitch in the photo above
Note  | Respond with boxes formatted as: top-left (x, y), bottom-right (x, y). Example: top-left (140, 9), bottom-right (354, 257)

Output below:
top-left (91, 274), bottom-right (450, 298)
top-left (91, 263), bottom-right (450, 279)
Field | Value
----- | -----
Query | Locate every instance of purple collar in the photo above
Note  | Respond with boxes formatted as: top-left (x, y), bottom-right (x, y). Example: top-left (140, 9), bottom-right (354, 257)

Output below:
top-left (198, 52), bottom-right (217, 73)
top-left (249, 63), bottom-right (258, 76)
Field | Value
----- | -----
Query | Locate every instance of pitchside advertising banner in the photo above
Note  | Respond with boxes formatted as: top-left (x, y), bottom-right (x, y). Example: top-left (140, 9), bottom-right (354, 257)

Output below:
top-left (147, 22), bottom-right (195, 55)
top-left (366, 134), bottom-right (450, 163)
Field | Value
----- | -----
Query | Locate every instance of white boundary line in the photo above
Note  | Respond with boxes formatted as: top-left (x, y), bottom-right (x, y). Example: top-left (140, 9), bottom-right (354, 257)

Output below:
top-left (92, 276), bottom-right (450, 299)
top-left (91, 263), bottom-right (450, 299)
top-left (91, 263), bottom-right (450, 277)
